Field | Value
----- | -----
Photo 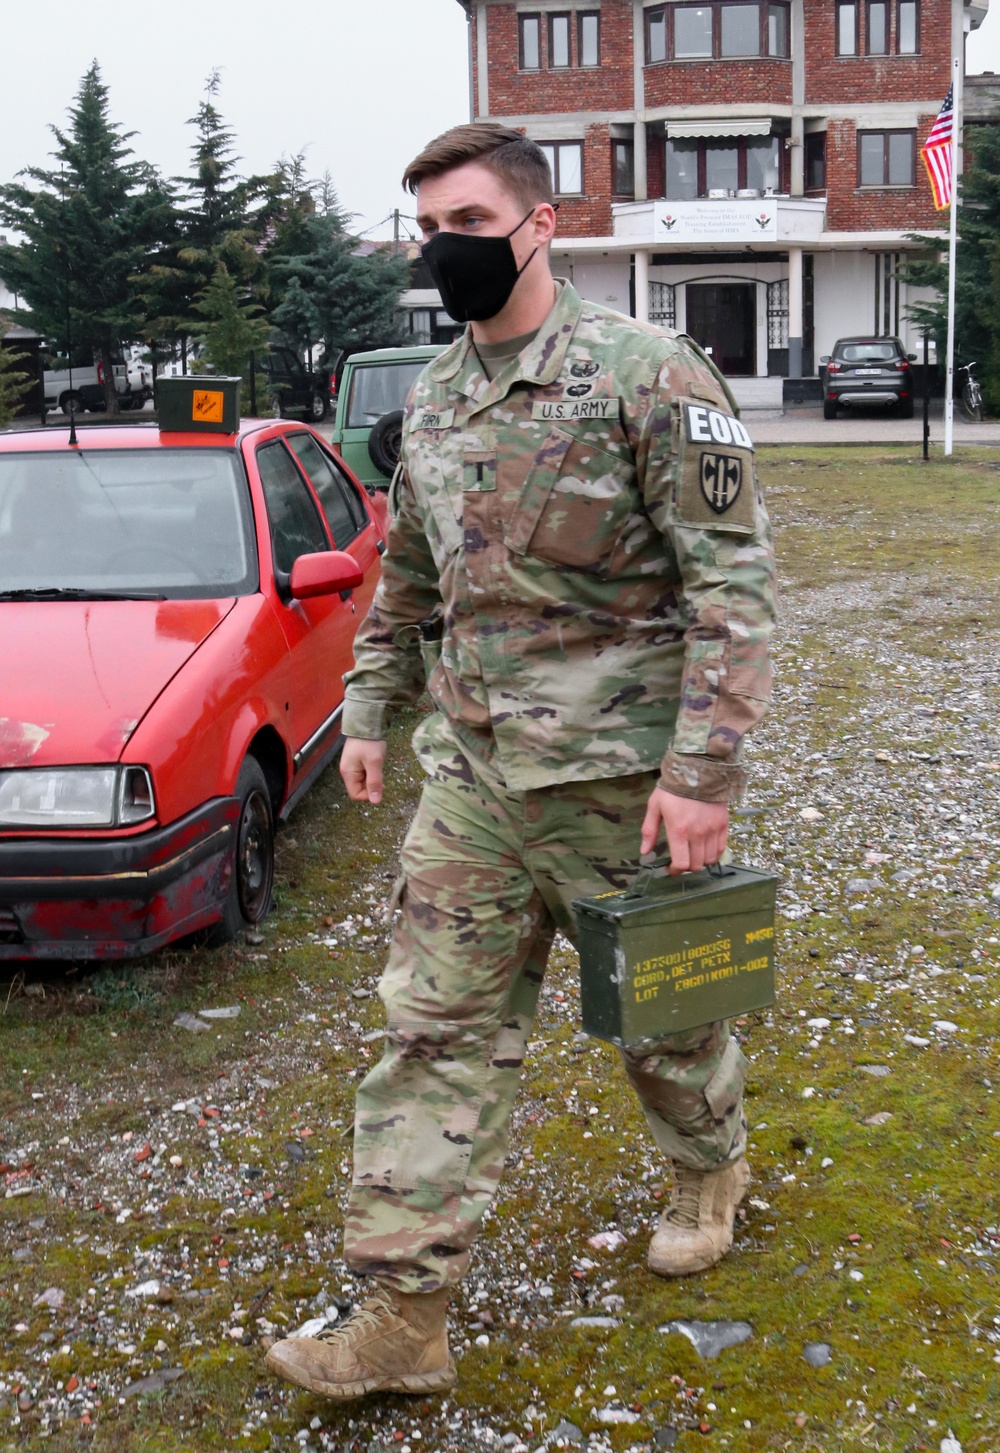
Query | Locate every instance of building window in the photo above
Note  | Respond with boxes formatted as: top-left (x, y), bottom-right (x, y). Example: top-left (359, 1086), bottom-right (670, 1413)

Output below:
top-left (539, 141), bottom-right (584, 195)
top-left (665, 135), bottom-right (781, 197)
top-left (647, 2), bottom-right (789, 62)
top-left (897, 0), bottom-right (919, 51)
top-left (612, 139), bottom-right (635, 195)
top-left (858, 129), bottom-right (915, 185)
top-left (805, 131), bottom-right (827, 190)
top-left (647, 7), bottom-right (668, 62)
top-left (649, 281), bottom-right (676, 329)
top-left (767, 3), bottom-right (789, 55)
top-left (836, 0), bottom-right (858, 53)
top-left (519, 14), bottom-right (541, 69)
top-left (867, 0), bottom-right (887, 52)
top-left (548, 12), bottom-right (572, 67)
top-left (578, 10), bottom-right (601, 66)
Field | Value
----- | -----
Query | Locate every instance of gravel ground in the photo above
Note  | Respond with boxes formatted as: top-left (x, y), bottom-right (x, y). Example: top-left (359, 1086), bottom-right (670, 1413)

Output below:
top-left (1, 448), bottom-right (999, 1452)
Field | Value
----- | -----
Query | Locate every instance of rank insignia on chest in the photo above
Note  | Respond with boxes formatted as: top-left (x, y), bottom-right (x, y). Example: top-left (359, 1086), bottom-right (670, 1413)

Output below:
top-left (531, 397), bottom-right (619, 422)
top-left (413, 407), bottom-right (456, 432)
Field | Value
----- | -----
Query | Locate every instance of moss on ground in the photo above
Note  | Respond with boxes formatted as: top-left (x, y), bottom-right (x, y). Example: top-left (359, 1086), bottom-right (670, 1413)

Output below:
top-left (1, 447), bottom-right (998, 1450)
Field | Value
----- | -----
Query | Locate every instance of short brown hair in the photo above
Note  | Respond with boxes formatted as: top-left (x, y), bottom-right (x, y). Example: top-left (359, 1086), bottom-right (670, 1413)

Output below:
top-left (402, 123), bottom-right (555, 212)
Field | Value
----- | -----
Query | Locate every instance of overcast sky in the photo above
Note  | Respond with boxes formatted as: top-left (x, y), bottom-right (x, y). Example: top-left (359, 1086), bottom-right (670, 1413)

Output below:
top-left (2, 0), bottom-right (999, 241)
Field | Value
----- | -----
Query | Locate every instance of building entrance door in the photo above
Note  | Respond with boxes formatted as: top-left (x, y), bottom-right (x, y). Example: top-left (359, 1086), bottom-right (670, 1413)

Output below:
top-left (685, 283), bottom-right (756, 375)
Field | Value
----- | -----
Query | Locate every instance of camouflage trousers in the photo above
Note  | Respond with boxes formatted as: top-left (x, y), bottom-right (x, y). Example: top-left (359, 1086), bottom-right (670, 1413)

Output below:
top-left (343, 718), bottom-right (748, 1294)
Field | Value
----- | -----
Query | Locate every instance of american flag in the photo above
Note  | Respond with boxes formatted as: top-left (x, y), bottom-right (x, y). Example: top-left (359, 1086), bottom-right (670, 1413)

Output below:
top-left (920, 84), bottom-right (954, 210)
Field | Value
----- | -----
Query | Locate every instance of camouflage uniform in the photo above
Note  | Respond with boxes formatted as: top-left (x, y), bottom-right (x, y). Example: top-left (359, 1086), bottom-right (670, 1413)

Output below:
top-left (341, 280), bottom-right (776, 1293)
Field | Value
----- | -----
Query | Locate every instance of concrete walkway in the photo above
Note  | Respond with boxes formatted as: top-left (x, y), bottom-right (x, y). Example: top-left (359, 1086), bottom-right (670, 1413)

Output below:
top-left (744, 403), bottom-right (1000, 446)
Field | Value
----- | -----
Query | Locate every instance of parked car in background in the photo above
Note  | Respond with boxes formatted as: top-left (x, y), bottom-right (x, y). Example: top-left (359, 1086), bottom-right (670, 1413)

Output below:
top-left (263, 345), bottom-right (331, 423)
top-left (329, 344), bottom-right (443, 488)
top-left (41, 345), bottom-right (129, 415)
top-left (820, 336), bottom-right (917, 420)
top-left (0, 383), bottom-right (386, 960)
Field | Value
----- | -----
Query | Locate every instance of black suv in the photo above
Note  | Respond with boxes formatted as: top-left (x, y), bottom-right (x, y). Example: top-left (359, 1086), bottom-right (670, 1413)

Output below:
top-left (820, 336), bottom-right (917, 420)
top-left (262, 346), bottom-right (331, 423)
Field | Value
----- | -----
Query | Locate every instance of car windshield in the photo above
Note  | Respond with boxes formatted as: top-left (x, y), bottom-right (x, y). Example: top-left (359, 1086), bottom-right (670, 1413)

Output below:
top-left (346, 361), bottom-right (427, 428)
top-left (838, 342), bottom-right (898, 363)
top-left (0, 448), bottom-right (258, 599)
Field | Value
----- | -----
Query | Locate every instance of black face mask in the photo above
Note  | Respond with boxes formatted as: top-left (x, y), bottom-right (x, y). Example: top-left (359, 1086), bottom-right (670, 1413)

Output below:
top-left (420, 209), bottom-right (538, 324)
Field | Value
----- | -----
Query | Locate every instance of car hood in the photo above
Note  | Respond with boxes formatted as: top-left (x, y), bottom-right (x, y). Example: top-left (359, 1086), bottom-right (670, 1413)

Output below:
top-left (1, 599), bottom-right (236, 767)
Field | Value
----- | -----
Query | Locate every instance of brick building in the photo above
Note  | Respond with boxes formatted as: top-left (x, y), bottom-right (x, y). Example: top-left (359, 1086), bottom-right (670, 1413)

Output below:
top-left (450, 0), bottom-right (989, 387)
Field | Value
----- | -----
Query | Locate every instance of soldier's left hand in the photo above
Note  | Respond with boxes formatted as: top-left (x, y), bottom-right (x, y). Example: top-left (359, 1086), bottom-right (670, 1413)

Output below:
top-left (640, 788), bottom-right (728, 874)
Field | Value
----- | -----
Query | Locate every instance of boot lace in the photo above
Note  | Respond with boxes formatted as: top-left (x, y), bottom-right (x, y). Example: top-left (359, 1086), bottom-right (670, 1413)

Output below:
top-left (664, 1164), bottom-right (704, 1230)
top-left (313, 1287), bottom-right (395, 1346)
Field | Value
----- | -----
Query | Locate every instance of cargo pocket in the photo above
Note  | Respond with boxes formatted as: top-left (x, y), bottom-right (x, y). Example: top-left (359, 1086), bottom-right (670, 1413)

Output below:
top-left (503, 428), bottom-right (635, 572)
top-left (703, 1035), bottom-right (748, 1160)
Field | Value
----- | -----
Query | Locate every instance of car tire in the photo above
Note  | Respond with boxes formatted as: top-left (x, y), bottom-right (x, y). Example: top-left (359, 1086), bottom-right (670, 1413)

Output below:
top-left (210, 756), bottom-right (276, 945)
top-left (309, 390), bottom-right (328, 423)
top-left (59, 391), bottom-right (83, 416)
top-left (368, 409), bottom-right (404, 479)
top-left (823, 399), bottom-right (838, 420)
top-left (897, 397), bottom-right (914, 419)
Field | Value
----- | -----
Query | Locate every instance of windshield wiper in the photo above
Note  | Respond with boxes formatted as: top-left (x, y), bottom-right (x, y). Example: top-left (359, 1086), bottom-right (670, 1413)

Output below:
top-left (0, 588), bottom-right (168, 601)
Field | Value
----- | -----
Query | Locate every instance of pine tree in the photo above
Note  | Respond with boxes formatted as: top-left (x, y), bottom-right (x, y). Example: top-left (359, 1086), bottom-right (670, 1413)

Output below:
top-left (0, 324), bottom-right (32, 428)
top-left (0, 62), bottom-right (171, 413)
top-left (194, 263), bottom-right (270, 414)
top-left (271, 213), bottom-right (409, 362)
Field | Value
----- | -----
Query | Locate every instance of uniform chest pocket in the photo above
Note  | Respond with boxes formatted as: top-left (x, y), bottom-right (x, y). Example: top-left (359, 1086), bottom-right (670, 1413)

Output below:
top-left (503, 428), bottom-right (637, 573)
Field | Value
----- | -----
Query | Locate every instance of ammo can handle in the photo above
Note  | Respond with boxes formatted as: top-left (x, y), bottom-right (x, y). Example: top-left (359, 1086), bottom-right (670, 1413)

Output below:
top-left (624, 853), bottom-right (734, 898)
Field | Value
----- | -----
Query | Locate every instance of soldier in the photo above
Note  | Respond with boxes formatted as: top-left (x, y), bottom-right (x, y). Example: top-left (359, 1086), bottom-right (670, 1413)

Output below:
top-left (265, 123), bottom-right (776, 1401)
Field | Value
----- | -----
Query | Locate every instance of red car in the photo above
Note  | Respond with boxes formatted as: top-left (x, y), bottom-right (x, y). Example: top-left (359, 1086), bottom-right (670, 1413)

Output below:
top-left (0, 387), bottom-right (385, 960)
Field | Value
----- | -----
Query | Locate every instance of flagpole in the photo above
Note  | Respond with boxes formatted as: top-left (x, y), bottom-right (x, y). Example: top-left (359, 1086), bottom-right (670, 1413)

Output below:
top-left (943, 51), bottom-right (960, 457)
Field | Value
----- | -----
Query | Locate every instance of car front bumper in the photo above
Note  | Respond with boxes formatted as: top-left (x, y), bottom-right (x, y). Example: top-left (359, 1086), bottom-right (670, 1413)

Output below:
top-left (0, 798), bottom-right (239, 960)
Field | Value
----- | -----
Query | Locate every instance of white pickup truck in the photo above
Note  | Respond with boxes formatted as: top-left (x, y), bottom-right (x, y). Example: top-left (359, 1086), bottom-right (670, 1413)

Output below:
top-left (42, 347), bottom-right (131, 415)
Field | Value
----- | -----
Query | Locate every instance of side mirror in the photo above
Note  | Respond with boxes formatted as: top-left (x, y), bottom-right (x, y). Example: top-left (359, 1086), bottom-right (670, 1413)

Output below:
top-left (819, 355), bottom-right (830, 364)
top-left (907, 353), bottom-right (918, 361)
top-left (288, 549), bottom-right (364, 601)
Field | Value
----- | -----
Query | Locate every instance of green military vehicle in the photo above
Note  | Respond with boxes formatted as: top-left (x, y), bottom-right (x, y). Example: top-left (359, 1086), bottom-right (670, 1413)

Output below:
top-left (329, 345), bottom-right (443, 489)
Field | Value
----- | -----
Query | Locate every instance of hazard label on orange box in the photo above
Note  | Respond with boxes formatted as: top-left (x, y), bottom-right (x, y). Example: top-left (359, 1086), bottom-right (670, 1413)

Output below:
top-left (192, 389), bottom-right (224, 423)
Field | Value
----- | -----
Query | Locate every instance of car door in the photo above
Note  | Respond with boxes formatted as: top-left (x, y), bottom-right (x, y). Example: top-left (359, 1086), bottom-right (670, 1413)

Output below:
top-left (253, 438), bottom-right (354, 775)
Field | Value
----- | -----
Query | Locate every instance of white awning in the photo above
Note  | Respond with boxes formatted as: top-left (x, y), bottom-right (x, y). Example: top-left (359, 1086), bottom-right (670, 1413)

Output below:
top-left (666, 117), bottom-right (773, 139)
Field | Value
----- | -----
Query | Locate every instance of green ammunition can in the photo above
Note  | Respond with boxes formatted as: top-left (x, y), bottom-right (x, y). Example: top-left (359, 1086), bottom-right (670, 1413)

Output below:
top-left (155, 375), bottom-right (241, 433)
top-left (572, 864), bottom-right (777, 1049)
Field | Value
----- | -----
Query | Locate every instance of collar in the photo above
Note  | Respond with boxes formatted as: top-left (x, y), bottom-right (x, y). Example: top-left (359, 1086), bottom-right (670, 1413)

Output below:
top-left (427, 279), bottom-right (583, 405)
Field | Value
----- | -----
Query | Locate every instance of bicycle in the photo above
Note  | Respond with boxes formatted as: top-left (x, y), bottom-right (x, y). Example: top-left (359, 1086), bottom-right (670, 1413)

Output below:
top-left (958, 361), bottom-right (984, 422)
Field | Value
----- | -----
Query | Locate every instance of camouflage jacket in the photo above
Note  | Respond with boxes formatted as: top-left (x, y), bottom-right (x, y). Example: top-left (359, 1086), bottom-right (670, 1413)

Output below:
top-left (342, 281), bottom-right (776, 802)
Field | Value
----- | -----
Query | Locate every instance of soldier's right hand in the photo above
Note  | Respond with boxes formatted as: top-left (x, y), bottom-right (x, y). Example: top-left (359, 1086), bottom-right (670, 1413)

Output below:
top-left (340, 737), bottom-right (387, 804)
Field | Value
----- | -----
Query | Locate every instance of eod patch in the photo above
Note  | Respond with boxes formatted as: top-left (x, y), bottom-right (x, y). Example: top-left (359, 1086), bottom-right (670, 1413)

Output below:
top-left (674, 398), bottom-right (757, 534)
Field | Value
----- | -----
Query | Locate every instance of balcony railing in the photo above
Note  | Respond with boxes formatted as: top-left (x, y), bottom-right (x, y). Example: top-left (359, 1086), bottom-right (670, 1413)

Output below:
top-left (612, 196), bottom-right (827, 246)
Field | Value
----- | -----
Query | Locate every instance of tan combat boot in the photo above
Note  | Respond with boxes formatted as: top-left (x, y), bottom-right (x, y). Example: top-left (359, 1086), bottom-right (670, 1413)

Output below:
top-left (648, 1157), bottom-right (750, 1277)
top-left (263, 1284), bottom-right (455, 1400)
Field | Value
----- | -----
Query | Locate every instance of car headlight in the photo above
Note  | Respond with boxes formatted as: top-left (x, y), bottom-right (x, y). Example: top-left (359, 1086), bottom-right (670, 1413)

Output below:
top-left (0, 766), bottom-right (156, 828)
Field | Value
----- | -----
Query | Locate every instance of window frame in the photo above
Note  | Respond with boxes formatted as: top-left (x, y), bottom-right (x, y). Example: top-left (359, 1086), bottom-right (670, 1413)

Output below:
top-left (646, 1), bottom-right (789, 63)
top-left (897, 0), bottom-right (919, 52)
top-left (866, 0), bottom-right (888, 53)
top-left (835, 0), bottom-right (859, 54)
top-left (538, 139), bottom-right (585, 196)
top-left (857, 128), bottom-right (916, 187)
top-left (577, 9), bottom-right (601, 66)
top-left (664, 133), bottom-right (785, 198)
top-left (255, 439), bottom-right (332, 578)
top-left (804, 131), bottom-right (827, 192)
top-left (611, 138), bottom-right (636, 196)
top-left (518, 12), bottom-right (542, 70)
top-left (284, 431), bottom-right (368, 550)
top-left (548, 11), bottom-right (572, 67)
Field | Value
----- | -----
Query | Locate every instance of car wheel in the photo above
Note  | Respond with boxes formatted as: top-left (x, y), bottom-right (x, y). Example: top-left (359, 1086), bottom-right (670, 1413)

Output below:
top-left (59, 391), bottom-right (83, 416)
top-left (309, 390), bottom-right (328, 423)
top-left (210, 757), bottom-right (275, 945)
top-left (897, 397), bottom-right (914, 419)
top-left (368, 409), bottom-right (404, 479)
top-left (823, 399), bottom-right (838, 420)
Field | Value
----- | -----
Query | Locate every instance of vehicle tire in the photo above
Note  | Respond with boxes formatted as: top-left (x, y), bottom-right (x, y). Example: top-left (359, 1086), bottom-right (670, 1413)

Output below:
top-left (210, 757), bottom-right (275, 945)
top-left (368, 409), bottom-right (404, 479)
top-left (309, 390), bottom-right (328, 423)
top-left (897, 397), bottom-right (914, 419)
top-left (59, 391), bottom-right (83, 416)
top-left (823, 399), bottom-right (838, 420)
